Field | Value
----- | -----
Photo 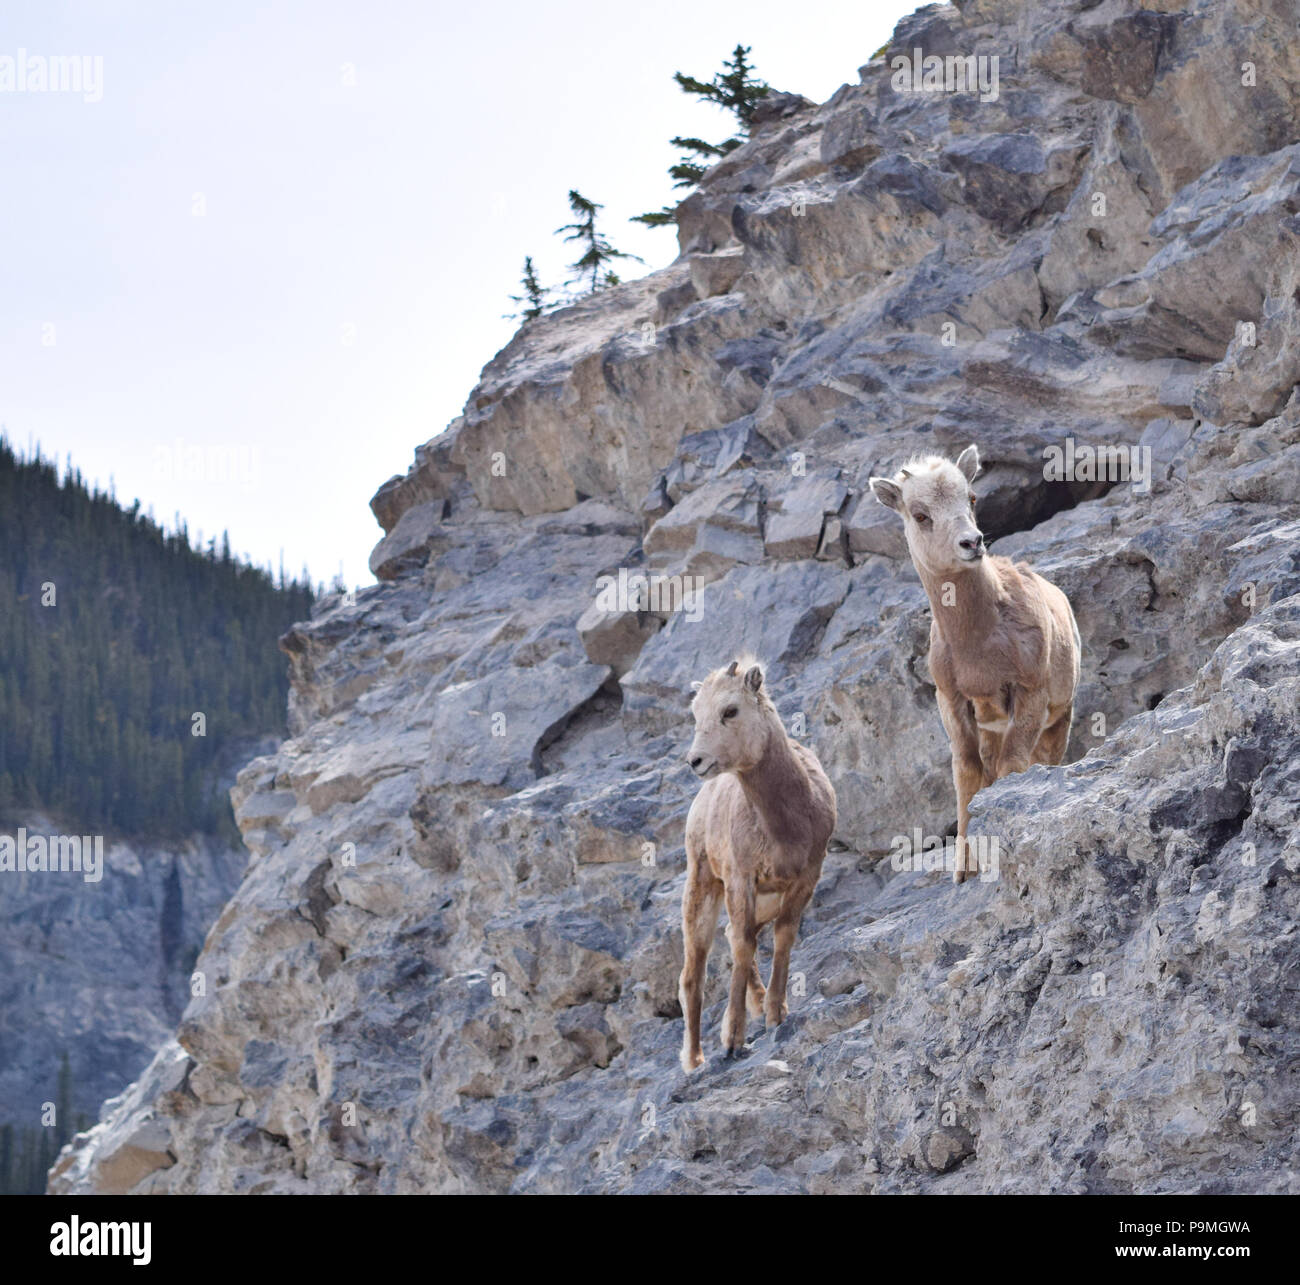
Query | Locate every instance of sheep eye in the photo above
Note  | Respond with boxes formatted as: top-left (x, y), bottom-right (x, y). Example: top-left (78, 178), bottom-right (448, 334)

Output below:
top-left (912, 511), bottom-right (931, 525)
top-left (969, 494), bottom-right (977, 508)
top-left (721, 706), bottom-right (738, 721)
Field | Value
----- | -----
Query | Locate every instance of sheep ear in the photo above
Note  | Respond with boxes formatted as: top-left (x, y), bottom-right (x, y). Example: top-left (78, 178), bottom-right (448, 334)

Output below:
top-left (743, 665), bottom-right (763, 693)
top-left (725, 660), bottom-right (739, 677)
top-left (955, 444), bottom-right (981, 481)
top-left (869, 476), bottom-right (903, 511)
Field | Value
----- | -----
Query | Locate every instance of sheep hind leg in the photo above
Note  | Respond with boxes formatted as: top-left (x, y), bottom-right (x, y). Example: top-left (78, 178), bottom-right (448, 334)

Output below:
top-left (1033, 708), bottom-right (1072, 766)
top-left (977, 728), bottom-right (1001, 789)
top-left (766, 883), bottom-right (814, 1028)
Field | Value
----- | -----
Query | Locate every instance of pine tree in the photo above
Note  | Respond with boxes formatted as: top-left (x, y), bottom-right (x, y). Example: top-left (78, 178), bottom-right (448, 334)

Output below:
top-left (505, 255), bottom-right (551, 321)
top-left (556, 191), bottom-right (642, 295)
top-left (633, 44), bottom-right (771, 228)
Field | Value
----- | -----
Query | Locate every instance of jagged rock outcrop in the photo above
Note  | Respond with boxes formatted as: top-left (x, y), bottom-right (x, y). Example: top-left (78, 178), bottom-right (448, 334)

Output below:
top-left (53, 0), bottom-right (1300, 1194)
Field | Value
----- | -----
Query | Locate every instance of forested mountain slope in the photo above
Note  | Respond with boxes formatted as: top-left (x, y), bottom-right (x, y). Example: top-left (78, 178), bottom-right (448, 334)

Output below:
top-left (0, 438), bottom-right (313, 1191)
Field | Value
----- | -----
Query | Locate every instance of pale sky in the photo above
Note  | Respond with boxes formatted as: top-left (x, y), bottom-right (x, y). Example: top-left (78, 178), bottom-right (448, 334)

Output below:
top-left (0, 0), bottom-right (919, 588)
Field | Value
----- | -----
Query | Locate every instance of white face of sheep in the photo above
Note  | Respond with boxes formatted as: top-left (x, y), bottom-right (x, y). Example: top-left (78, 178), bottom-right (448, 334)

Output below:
top-left (687, 663), bottom-right (767, 778)
top-left (870, 445), bottom-right (985, 578)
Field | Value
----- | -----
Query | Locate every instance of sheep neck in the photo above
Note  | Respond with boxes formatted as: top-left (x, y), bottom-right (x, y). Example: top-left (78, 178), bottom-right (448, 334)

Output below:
top-left (735, 714), bottom-right (811, 846)
top-left (916, 554), bottom-right (1004, 649)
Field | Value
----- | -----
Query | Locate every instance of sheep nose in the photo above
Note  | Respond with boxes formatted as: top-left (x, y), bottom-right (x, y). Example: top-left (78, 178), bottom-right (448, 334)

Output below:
top-left (688, 754), bottom-right (704, 771)
top-left (958, 533), bottom-right (984, 552)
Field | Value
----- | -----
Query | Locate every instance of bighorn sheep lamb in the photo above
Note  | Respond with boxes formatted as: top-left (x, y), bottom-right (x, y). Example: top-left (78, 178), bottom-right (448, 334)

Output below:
top-left (870, 445), bottom-right (1081, 882)
top-left (679, 657), bottom-right (836, 1071)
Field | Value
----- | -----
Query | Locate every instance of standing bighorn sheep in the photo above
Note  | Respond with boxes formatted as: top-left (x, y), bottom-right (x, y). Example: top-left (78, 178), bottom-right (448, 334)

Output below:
top-left (870, 445), bottom-right (1080, 882)
top-left (679, 657), bottom-right (836, 1071)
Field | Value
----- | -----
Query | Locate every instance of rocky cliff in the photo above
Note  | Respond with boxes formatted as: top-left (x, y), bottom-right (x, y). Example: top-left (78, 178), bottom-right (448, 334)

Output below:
top-left (53, 0), bottom-right (1300, 1194)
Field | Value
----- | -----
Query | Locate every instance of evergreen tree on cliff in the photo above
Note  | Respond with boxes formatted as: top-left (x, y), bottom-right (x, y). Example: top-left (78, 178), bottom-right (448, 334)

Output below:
top-left (505, 255), bottom-right (550, 322)
top-left (557, 191), bottom-right (642, 294)
top-left (634, 43), bottom-right (771, 227)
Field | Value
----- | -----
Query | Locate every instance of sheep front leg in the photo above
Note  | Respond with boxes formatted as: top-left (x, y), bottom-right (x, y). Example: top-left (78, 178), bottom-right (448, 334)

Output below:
top-left (679, 861), bottom-right (722, 1073)
top-left (726, 921), bottom-right (766, 1017)
top-left (938, 690), bottom-right (983, 884)
top-left (721, 883), bottom-right (757, 1057)
top-left (766, 881), bottom-right (814, 1028)
top-left (996, 686), bottom-right (1050, 779)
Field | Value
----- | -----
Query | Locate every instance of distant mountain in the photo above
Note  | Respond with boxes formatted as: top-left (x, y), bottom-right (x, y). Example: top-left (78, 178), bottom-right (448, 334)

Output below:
top-left (0, 436), bottom-right (314, 1192)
